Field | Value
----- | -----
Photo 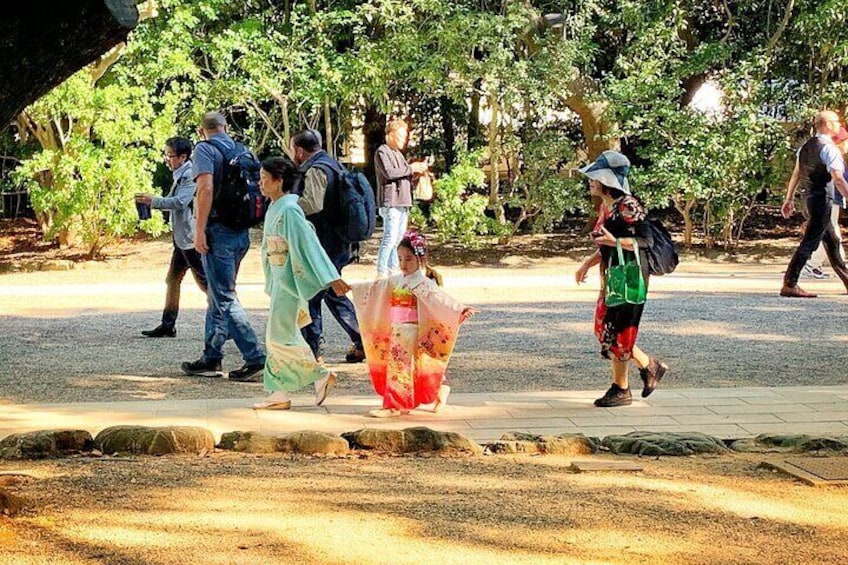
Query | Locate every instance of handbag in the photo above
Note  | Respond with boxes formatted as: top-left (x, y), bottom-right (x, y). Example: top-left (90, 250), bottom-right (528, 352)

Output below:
top-left (605, 238), bottom-right (647, 307)
top-left (414, 173), bottom-right (434, 201)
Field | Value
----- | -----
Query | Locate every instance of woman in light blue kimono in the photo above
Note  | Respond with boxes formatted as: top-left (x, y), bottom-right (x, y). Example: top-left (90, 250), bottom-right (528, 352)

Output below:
top-left (252, 156), bottom-right (351, 410)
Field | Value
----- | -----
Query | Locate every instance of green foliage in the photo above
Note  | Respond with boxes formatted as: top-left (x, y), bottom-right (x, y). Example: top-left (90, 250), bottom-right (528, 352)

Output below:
top-left (427, 151), bottom-right (493, 247)
top-left (10, 0), bottom-right (848, 255)
top-left (15, 70), bottom-right (168, 255)
top-left (504, 129), bottom-right (585, 235)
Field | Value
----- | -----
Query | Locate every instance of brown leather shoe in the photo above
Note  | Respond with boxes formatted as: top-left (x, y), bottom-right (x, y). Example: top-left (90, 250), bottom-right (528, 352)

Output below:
top-left (780, 285), bottom-right (817, 298)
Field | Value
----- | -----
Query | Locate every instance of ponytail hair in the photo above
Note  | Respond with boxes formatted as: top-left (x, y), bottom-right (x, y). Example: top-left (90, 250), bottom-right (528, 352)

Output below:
top-left (425, 265), bottom-right (443, 286)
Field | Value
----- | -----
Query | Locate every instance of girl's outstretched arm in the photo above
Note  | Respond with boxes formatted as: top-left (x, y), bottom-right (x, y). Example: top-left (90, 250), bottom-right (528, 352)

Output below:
top-left (459, 307), bottom-right (478, 324)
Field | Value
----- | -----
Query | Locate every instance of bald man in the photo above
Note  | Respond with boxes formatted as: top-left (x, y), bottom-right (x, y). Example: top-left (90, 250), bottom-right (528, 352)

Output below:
top-left (181, 111), bottom-right (266, 381)
top-left (781, 110), bottom-right (848, 298)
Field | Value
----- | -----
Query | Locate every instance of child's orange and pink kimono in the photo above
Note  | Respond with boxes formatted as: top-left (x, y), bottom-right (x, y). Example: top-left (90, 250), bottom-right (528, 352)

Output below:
top-left (351, 271), bottom-right (465, 410)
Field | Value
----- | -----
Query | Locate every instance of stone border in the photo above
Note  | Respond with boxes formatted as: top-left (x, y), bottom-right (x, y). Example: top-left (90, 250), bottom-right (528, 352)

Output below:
top-left (1, 427), bottom-right (847, 460)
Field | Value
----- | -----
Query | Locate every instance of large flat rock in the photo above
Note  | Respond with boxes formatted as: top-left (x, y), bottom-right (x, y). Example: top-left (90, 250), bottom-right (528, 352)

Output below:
top-left (95, 426), bottom-right (214, 455)
top-left (343, 427), bottom-right (482, 455)
top-left (0, 429), bottom-right (93, 460)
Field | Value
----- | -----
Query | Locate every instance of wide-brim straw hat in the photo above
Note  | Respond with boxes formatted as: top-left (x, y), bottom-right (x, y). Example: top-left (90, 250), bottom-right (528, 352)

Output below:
top-left (578, 150), bottom-right (632, 194)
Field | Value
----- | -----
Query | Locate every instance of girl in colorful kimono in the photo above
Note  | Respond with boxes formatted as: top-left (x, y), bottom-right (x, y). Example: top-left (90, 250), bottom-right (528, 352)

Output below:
top-left (351, 230), bottom-right (476, 418)
top-left (574, 150), bottom-right (668, 408)
top-left (252, 156), bottom-right (351, 411)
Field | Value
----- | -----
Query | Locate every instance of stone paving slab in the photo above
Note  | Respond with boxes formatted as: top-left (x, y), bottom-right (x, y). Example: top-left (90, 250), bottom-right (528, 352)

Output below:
top-left (738, 422), bottom-right (848, 435)
top-left (1, 386), bottom-right (847, 444)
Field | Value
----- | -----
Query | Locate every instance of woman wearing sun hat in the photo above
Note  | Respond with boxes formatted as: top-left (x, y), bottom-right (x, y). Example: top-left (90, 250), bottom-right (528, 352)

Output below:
top-left (574, 150), bottom-right (668, 407)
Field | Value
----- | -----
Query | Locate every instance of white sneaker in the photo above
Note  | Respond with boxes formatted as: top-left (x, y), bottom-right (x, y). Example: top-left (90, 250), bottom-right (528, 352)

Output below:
top-left (801, 265), bottom-right (829, 279)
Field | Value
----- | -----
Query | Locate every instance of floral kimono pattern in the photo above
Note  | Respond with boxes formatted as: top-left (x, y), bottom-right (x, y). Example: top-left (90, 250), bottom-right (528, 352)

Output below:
top-left (593, 195), bottom-right (651, 362)
top-left (261, 194), bottom-right (340, 392)
top-left (351, 271), bottom-right (465, 410)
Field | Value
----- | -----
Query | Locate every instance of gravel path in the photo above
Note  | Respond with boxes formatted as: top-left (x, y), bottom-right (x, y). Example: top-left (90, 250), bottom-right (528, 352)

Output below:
top-left (1, 239), bottom-right (846, 404)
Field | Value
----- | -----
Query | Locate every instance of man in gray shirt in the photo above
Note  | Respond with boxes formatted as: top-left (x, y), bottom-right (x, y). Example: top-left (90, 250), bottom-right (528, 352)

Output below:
top-left (137, 137), bottom-right (207, 337)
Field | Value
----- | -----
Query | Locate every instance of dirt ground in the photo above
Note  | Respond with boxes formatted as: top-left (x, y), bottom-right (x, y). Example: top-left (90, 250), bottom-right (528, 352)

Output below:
top-left (0, 452), bottom-right (846, 565)
top-left (3, 217), bottom-right (848, 565)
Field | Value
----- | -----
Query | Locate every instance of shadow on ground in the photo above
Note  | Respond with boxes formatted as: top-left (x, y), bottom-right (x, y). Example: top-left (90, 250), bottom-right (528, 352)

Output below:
top-left (1, 454), bottom-right (844, 564)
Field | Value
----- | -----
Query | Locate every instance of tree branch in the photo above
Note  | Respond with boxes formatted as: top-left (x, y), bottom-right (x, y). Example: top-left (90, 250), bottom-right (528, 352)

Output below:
top-left (720, 0), bottom-right (735, 44)
top-left (89, 42), bottom-right (127, 85)
top-left (765, 0), bottom-right (795, 55)
top-left (247, 99), bottom-right (286, 153)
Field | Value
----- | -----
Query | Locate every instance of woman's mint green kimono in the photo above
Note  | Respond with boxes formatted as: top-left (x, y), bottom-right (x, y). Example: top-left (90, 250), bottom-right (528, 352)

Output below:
top-left (261, 193), bottom-right (340, 392)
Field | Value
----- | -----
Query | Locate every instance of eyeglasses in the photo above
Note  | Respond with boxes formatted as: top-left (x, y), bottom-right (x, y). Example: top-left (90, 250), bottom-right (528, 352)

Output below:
top-left (163, 153), bottom-right (179, 159)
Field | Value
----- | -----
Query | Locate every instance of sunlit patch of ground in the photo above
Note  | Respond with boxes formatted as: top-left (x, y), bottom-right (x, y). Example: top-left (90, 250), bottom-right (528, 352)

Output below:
top-left (1, 453), bottom-right (846, 564)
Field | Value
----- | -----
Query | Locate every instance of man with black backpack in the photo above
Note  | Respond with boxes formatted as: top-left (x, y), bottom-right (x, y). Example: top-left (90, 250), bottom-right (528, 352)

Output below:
top-left (181, 112), bottom-right (267, 381)
top-left (290, 129), bottom-right (366, 364)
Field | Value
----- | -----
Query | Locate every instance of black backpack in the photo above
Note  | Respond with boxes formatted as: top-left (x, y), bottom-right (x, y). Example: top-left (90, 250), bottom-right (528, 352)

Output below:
top-left (204, 138), bottom-right (267, 230)
top-left (645, 219), bottom-right (679, 276)
top-left (311, 160), bottom-right (377, 243)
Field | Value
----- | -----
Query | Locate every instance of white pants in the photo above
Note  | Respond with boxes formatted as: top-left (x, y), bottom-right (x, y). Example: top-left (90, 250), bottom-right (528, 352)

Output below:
top-left (808, 204), bottom-right (844, 268)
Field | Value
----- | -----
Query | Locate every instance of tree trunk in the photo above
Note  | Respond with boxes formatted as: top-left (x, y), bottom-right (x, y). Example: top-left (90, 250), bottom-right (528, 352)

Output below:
top-left (562, 75), bottom-right (619, 158)
top-left (486, 93), bottom-right (505, 225)
top-left (324, 98), bottom-right (334, 158)
top-left (440, 96), bottom-right (456, 172)
top-left (673, 196), bottom-right (696, 248)
top-left (467, 79), bottom-right (484, 151)
top-left (363, 104), bottom-right (386, 186)
top-left (0, 0), bottom-right (139, 128)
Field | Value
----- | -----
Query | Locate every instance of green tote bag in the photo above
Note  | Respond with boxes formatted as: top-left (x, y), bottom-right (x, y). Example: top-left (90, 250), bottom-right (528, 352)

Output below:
top-left (604, 238), bottom-right (647, 307)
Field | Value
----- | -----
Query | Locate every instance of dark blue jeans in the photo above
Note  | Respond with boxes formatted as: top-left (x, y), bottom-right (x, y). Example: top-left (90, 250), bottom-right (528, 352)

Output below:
top-left (301, 251), bottom-right (362, 359)
top-left (201, 223), bottom-right (265, 364)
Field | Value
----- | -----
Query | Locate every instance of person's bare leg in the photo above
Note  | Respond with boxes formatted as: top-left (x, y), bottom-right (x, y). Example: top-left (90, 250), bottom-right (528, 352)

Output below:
top-left (612, 360), bottom-right (629, 389)
top-left (595, 359), bottom-right (633, 407)
top-left (635, 345), bottom-right (668, 398)
top-left (631, 345), bottom-right (649, 370)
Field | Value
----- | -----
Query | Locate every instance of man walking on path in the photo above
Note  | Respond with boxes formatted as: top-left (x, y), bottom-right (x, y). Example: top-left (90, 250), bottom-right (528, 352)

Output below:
top-left (801, 126), bottom-right (848, 279)
top-left (290, 129), bottom-right (365, 364)
top-left (181, 112), bottom-right (266, 380)
top-left (781, 110), bottom-right (848, 298)
top-left (137, 137), bottom-right (207, 338)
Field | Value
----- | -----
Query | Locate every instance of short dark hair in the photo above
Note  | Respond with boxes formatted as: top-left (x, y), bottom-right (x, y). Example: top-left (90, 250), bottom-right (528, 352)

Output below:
top-left (261, 155), bottom-right (302, 193)
top-left (165, 137), bottom-right (193, 158)
top-left (291, 129), bottom-right (322, 153)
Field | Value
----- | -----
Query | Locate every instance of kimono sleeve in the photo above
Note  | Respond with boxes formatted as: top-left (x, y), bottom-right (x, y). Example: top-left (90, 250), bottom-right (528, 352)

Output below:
top-left (413, 278), bottom-right (466, 325)
top-left (281, 205), bottom-right (340, 301)
top-left (261, 237), bottom-right (273, 296)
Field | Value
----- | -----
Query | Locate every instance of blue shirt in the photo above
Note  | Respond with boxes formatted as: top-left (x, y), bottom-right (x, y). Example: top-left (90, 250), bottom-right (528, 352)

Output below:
top-left (192, 132), bottom-right (235, 221)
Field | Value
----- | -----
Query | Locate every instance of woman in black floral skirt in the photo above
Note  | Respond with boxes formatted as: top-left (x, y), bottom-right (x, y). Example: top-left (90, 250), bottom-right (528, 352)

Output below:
top-left (574, 151), bottom-right (668, 407)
